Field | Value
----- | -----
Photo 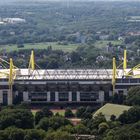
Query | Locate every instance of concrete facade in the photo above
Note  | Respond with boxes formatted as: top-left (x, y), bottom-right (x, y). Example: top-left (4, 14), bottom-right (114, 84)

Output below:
top-left (0, 74), bottom-right (140, 105)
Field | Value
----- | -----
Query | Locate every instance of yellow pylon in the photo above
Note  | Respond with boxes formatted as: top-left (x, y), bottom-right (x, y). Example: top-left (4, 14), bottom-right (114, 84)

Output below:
top-left (9, 58), bottom-right (13, 86)
top-left (123, 49), bottom-right (127, 74)
top-left (112, 57), bottom-right (116, 95)
top-left (29, 50), bottom-right (35, 70)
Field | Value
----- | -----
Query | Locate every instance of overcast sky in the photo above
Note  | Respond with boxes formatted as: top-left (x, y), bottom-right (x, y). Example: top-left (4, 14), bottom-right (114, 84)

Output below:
top-left (1, 0), bottom-right (140, 4)
top-left (1, 0), bottom-right (140, 1)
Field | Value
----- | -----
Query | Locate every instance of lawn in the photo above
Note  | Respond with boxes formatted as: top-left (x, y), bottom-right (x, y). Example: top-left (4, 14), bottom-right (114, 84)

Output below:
top-left (93, 103), bottom-right (131, 120)
top-left (0, 42), bottom-right (79, 52)
top-left (31, 109), bottom-right (76, 116)
top-left (94, 40), bottom-right (123, 49)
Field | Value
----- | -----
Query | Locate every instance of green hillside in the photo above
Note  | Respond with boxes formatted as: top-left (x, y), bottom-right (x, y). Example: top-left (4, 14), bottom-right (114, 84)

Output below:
top-left (93, 103), bottom-right (131, 120)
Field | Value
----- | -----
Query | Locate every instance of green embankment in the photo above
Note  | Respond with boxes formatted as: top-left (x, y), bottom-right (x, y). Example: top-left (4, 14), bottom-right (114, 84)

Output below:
top-left (93, 103), bottom-right (131, 120)
top-left (0, 42), bottom-right (79, 52)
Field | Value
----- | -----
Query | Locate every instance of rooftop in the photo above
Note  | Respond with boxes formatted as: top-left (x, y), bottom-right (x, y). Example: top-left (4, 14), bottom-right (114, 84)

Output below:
top-left (0, 68), bottom-right (140, 80)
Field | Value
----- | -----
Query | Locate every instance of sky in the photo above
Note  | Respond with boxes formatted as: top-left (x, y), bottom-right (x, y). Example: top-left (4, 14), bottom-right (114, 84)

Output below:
top-left (1, 0), bottom-right (140, 4)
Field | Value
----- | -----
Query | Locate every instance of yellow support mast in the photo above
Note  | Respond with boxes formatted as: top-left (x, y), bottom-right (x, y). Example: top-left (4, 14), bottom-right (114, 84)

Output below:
top-left (112, 57), bottom-right (116, 95)
top-left (123, 49), bottom-right (127, 75)
top-left (9, 58), bottom-right (14, 87)
top-left (9, 58), bottom-right (14, 104)
top-left (29, 50), bottom-right (35, 70)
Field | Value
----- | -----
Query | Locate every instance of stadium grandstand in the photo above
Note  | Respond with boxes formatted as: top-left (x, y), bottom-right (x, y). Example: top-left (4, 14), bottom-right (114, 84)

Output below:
top-left (0, 50), bottom-right (140, 107)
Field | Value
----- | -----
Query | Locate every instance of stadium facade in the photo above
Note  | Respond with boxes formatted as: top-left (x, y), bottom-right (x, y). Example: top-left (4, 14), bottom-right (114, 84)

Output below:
top-left (0, 50), bottom-right (140, 106)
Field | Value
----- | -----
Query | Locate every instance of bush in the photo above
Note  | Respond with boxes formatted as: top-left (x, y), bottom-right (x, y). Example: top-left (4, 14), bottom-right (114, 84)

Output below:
top-left (125, 86), bottom-right (140, 106)
top-left (45, 130), bottom-right (74, 140)
top-left (103, 121), bottom-right (140, 140)
top-left (17, 44), bottom-right (24, 48)
top-left (0, 127), bottom-right (25, 140)
top-left (98, 122), bottom-right (109, 134)
top-left (35, 107), bottom-right (53, 124)
top-left (118, 106), bottom-right (140, 124)
top-left (74, 124), bottom-right (90, 134)
top-left (0, 128), bottom-right (46, 140)
top-left (24, 129), bottom-right (46, 140)
top-left (76, 106), bottom-right (93, 119)
top-left (0, 109), bottom-right (34, 129)
top-left (37, 116), bottom-right (72, 131)
top-left (65, 108), bottom-right (74, 118)
top-left (76, 107), bottom-right (86, 118)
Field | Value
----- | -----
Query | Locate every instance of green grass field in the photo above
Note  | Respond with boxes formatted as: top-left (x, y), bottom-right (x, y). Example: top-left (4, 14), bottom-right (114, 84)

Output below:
top-left (31, 109), bottom-right (76, 116)
top-left (94, 40), bottom-right (123, 48)
top-left (93, 103), bottom-right (131, 120)
top-left (0, 42), bottom-right (79, 52)
top-left (0, 41), bottom-right (122, 52)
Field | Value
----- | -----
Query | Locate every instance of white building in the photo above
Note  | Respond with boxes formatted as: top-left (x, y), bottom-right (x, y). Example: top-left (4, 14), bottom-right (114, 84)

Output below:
top-left (3, 18), bottom-right (26, 24)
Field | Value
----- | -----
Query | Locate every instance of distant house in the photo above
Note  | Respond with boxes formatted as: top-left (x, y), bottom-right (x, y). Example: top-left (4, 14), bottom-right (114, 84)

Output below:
top-left (0, 21), bottom-right (5, 25)
top-left (137, 49), bottom-right (140, 56)
top-left (96, 55), bottom-right (106, 62)
top-left (96, 31), bottom-right (101, 34)
top-left (106, 43), bottom-right (114, 53)
top-left (10, 32), bottom-right (15, 35)
top-left (3, 18), bottom-right (26, 24)
top-left (99, 35), bottom-right (109, 40)
top-left (127, 31), bottom-right (140, 36)
top-left (118, 36), bottom-right (124, 41)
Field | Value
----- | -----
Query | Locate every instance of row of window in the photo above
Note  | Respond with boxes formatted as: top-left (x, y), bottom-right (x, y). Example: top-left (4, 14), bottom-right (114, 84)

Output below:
top-left (30, 92), bottom-right (98, 102)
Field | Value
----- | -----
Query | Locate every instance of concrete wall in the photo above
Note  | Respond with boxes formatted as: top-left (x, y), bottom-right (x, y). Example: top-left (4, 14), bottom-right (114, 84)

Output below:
top-left (69, 92), bottom-right (72, 102)
top-left (77, 91), bottom-right (80, 102)
top-left (98, 91), bottom-right (104, 102)
top-left (23, 91), bottom-right (30, 102)
top-left (0, 90), bottom-right (3, 104)
top-left (55, 92), bottom-right (59, 102)
top-left (8, 90), bottom-right (13, 105)
top-left (47, 92), bottom-right (51, 102)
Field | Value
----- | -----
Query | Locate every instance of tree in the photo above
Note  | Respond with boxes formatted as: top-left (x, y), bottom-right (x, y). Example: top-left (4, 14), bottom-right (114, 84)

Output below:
top-left (110, 115), bottom-right (116, 121)
top-left (74, 124), bottom-right (90, 134)
top-left (37, 116), bottom-right (72, 131)
top-left (65, 108), bottom-right (74, 118)
top-left (24, 129), bottom-right (46, 140)
top-left (0, 127), bottom-right (25, 140)
top-left (103, 121), bottom-right (140, 140)
top-left (35, 107), bottom-right (53, 124)
top-left (111, 93), bottom-right (125, 104)
top-left (76, 107), bottom-right (86, 118)
top-left (76, 106), bottom-right (93, 119)
top-left (98, 122), bottom-right (109, 134)
top-left (125, 86), bottom-right (140, 106)
top-left (0, 109), bottom-right (34, 129)
top-left (92, 113), bottom-right (107, 129)
top-left (118, 106), bottom-right (140, 124)
top-left (0, 128), bottom-right (46, 140)
top-left (6, 127), bottom-right (25, 140)
top-left (44, 130), bottom-right (74, 140)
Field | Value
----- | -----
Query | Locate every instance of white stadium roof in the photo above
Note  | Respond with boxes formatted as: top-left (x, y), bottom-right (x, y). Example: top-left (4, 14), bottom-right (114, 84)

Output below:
top-left (0, 69), bottom-right (113, 80)
top-left (0, 68), bottom-right (139, 80)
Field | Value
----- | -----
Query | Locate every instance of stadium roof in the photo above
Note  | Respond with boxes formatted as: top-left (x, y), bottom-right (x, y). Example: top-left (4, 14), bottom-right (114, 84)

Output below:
top-left (0, 69), bottom-right (112, 80)
top-left (0, 68), bottom-right (139, 80)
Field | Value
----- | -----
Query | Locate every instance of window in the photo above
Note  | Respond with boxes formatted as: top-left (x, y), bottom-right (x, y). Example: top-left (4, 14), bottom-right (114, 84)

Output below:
top-left (72, 92), bottom-right (77, 101)
top-left (80, 92), bottom-right (98, 101)
top-left (59, 93), bottom-right (68, 101)
top-left (50, 92), bottom-right (55, 101)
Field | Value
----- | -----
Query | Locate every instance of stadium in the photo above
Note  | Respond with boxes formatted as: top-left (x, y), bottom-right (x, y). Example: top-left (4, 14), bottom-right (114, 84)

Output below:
top-left (0, 50), bottom-right (140, 107)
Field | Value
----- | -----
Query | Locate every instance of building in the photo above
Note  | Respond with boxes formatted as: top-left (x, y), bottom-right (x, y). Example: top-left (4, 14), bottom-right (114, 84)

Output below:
top-left (0, 69), bottom-right (111, 106)
top-left (0, 50), bottom-right (140, 107)
top-left (3, 18), bottom-right (26, 24)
